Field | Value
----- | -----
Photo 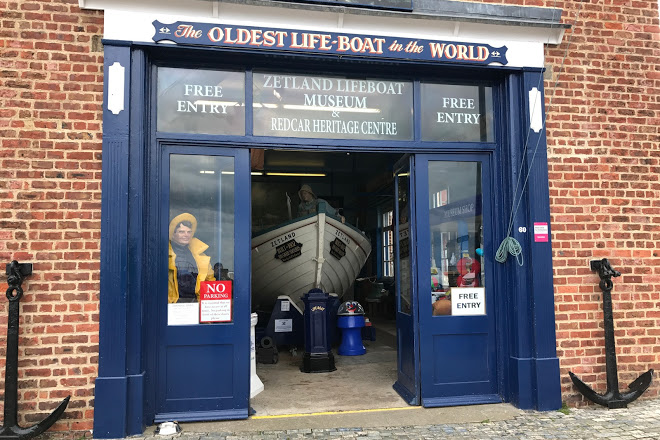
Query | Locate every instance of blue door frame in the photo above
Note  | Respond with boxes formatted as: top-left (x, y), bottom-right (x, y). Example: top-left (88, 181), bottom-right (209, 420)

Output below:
top-left (94, 42), bottom-right (561, 438)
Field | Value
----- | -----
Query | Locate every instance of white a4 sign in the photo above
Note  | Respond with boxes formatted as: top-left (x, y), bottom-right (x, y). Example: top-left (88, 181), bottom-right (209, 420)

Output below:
top-left (451, 287), bottom-right (485, 316)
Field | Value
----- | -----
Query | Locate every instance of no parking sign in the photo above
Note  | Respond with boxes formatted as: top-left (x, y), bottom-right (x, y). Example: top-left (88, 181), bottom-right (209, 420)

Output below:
top-left (200, 281), bottom-right (232, 323)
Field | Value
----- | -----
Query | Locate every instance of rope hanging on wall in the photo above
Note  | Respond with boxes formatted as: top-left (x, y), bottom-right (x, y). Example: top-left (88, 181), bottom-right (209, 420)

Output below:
top-left (495, 0), bottom-right (584, 266)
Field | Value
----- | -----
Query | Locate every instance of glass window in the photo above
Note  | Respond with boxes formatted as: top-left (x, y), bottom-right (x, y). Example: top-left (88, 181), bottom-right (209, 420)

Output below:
top-left (428, 161), bottom-right (485, 317)
top-left (157, 67), bottom-right (245, 135)
top-left (421, 83), bottom-right (494, 142)
top-left (396, 171), bottom-right (412, 315)
top-left (167, 154), bottom-right (235, 325)
top-left (253, 72), bottom-right (413, 140)
top-left (382, 210), bottom-right (394, 277)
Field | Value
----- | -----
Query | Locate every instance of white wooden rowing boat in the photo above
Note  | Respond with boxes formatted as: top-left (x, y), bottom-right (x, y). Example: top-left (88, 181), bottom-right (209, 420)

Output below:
top-left (251, 204), bottom-right (372, 311)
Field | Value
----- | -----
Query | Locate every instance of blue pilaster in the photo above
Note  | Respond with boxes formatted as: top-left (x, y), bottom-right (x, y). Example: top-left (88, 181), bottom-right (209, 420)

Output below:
top-left (125, 47), bottom-right (148, 434)
top-left (93, 42), bottom-right (132, 439)
top-left (522, 69), bottom-right (562, 411)
top-left (503, 69), bottom-right (561, 410)
top-left (502, 73), bottom-right (535, 410)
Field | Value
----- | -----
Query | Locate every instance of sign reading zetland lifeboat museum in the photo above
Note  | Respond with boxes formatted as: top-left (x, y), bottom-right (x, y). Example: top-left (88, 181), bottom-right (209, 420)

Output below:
top-left (253, 73), bottom-right (413, 140)
top-left (152, 21), bottom-right (508, 66)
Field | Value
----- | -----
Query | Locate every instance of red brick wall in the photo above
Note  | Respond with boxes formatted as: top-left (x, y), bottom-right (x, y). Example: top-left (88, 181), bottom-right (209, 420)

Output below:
top-left (0, 0), bottom-right (103, 434)
top-left (541, 0), bottom-right (660, 405)
top-left (0, 0), bottom-right (658, 435)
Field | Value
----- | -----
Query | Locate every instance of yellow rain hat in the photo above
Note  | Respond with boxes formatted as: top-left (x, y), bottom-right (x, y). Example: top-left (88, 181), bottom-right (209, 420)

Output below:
top-left (169, 213), bottom-right (198, 239)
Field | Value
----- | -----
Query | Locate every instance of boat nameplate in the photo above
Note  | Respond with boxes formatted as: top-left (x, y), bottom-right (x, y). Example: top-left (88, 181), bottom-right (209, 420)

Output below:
top-left (274, 239), bottom-right (303, 262)
top-left (334, 229), bottom-right (351, 246)
top-left (330, 238), bottom-right (347, 260)
top-left (270, 231), bottom-right (297, 248)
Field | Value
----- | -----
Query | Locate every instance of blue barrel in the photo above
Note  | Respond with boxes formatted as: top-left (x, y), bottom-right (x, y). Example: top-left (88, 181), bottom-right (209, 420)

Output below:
top-left (337, 301), bottom-right (366, 356)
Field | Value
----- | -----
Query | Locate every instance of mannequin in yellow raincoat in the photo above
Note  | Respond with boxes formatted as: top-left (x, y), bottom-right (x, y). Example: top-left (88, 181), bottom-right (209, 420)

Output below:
top-left (168, 213), bottom-right (215, 303)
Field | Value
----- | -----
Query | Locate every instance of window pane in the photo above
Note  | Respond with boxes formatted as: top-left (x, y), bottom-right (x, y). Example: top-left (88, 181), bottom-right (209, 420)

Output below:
top-left (428, 161), bottom-right (485, 317)
top-left (382, 210), bottom-right (394, 277)
top-left (157, 67), bottom-right (245, 135)
top-left (397, 173), bottom-right (412, 315)
top-left (167, 154), bottom-right (235, 325)
top-left (421, 83), bottom-right (494, 142)
top-left (253, 72), bottom-right (413, 140)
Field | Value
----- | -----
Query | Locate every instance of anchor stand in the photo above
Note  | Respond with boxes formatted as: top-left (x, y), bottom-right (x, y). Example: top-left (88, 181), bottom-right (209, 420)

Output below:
top-left (569, 258), bottom-right (654, 409)
top-left (1, 261), bottom-right (70, 439)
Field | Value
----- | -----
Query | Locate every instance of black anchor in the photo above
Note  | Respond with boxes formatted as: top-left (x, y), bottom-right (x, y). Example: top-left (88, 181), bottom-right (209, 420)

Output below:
top-left (1, 261), bottom-right (70, 439)
top-left (569, 258), bottom-right (654, 408)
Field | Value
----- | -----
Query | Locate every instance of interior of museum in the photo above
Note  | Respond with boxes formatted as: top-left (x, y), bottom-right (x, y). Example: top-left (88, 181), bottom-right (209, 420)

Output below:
top-left (250, 149), bottom-right (405, 415)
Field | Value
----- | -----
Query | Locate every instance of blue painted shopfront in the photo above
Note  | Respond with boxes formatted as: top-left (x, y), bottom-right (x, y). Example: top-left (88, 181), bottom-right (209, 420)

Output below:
top-left (94, 26), bottom-right (562, 437)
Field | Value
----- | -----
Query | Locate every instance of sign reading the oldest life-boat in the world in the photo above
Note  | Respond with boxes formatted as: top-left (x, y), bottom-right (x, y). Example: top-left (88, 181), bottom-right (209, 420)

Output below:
top-left (253, 73), bottom-right (413, 140)
top-left (152, 21), bottom-right (507, 66)
top-left (157, 67), bottom-right (245, 135)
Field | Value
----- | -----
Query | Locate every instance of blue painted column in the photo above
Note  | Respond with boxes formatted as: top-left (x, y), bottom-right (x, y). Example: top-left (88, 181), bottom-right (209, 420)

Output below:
top-left (501, 70), bottom-right (561, 411)
top-left (502, 73), bottom-right (535, 409)
top-left (93, 42), bottom-right (133, 438)
top-left (521, 69), bottom-right (562, 411)
top-left (125, 48), bottom-right (148, 434)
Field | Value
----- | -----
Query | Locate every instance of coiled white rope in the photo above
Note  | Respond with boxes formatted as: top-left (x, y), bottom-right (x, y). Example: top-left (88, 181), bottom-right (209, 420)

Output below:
top-left (495, 236), bottom-right (523, 266)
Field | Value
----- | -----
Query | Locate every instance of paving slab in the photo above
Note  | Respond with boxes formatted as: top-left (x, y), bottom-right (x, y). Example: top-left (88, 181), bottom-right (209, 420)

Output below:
top-left (128, 398), bottom-right (660, 440)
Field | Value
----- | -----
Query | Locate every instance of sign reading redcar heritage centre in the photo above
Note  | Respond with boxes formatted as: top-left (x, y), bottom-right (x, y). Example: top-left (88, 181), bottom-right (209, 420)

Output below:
top-left (152, 21), bottom-right (508, 66)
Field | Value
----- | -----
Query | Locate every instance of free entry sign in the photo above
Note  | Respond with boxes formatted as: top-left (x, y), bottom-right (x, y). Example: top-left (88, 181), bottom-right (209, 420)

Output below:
top-left (152, 21), bottom-right (508, 66)
top-left (451, 287), bottom-right (485, 316)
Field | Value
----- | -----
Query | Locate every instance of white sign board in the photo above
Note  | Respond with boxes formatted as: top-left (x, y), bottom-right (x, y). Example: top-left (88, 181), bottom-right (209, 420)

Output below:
top-left (274, 318), bottom-right (293, 333)
top-left (168, 303), bottom-right (199, 325)
top-left (200, 298), bottom-right (232, 322)
top-left (451, 287), bottom-right (485, 316)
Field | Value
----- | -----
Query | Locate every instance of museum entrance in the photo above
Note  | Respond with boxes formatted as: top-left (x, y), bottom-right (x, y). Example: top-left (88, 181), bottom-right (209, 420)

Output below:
top-left (147, 66), bottom-right (504, 424)
top-left (249, 149), bottom-right (406, 416)
top-left (248, 148), bottom-right (499, 415)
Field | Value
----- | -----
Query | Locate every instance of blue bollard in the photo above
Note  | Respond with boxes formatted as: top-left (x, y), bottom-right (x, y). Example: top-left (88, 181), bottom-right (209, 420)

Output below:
top-left (300, 288), bottom-right (336, 373)
top-left (337, 301), bottom-right (366, 356)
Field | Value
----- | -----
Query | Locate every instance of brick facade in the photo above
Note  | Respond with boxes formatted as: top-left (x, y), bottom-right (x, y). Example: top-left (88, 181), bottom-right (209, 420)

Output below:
top-left (1, 0), bottom-right (103, 433)
top-left (541, 0), bottom-right (660, 405)
top-left (0, 0), bottom-right (658, 435)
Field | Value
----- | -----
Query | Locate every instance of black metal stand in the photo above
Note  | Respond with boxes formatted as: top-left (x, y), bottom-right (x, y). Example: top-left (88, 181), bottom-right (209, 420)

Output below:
top-left (0, 261), bottom-right (70, 439)
top-left (569, 258), bottom-right (654, 408)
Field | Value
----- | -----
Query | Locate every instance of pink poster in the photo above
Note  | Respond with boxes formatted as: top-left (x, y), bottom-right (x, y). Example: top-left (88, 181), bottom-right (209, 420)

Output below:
top-left (534, 222), bottom-right (549, 242)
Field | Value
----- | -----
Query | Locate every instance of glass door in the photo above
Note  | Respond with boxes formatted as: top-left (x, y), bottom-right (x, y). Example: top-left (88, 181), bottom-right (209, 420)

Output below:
top-left (414, 153), bottom-right (500, 406)
top-left (155, 146), bottom-right (251, 422)
top-left (393, 155), bottom-right (420, 404)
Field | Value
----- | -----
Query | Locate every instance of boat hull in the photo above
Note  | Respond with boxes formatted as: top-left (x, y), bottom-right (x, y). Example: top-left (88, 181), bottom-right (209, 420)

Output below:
top-left (251, 213), bottom-right (371, 311)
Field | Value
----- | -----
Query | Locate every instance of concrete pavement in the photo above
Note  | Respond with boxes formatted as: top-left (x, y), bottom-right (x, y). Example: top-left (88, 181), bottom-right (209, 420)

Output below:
top-left (132, 397), bottom-right (660, 440)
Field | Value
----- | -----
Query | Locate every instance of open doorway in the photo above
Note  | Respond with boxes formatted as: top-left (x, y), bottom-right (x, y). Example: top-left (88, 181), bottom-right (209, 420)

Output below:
top-left (250, 149), bottom-right (408, 416)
